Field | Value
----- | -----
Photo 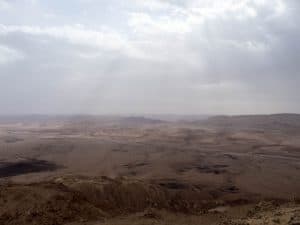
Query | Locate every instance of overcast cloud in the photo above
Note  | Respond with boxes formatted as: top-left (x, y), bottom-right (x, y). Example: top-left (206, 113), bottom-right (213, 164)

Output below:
top-left (0, 0), bottom-right (299, 115)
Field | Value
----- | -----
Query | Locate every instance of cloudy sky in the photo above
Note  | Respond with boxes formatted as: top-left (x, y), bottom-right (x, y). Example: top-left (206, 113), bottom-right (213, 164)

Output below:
top-left (0, 0), bottom-right (299, 115)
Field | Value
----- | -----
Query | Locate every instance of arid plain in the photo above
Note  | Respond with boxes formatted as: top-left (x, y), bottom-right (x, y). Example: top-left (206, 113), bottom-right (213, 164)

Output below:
top-left (0, 114), bottom-right (300, 225)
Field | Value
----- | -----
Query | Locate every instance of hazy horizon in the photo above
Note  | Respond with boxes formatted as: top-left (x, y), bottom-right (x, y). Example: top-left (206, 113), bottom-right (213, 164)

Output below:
top-left (0, 112), bottom-right (299, 118)
top-left (1, 0), bottom-right (299, 115)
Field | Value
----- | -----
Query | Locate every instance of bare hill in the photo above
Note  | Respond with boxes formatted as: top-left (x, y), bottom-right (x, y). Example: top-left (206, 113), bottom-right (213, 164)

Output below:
top-left (200, 114), bottom-right (300, 131)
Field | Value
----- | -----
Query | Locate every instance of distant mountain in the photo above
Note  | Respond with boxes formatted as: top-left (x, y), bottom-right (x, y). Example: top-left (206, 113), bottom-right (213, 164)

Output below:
top-left (0, 115), bottom-right (66, 124)
top-left (0, 115), bottom-right (162, 123)
top-left (199, 114), bottom-right (300, 131)
top-left (144, 114), bottom-right (211, 122)
top-left (62, 116), bottom-right (165, 130)
top-left (119, 116), bottom-right (163, 125)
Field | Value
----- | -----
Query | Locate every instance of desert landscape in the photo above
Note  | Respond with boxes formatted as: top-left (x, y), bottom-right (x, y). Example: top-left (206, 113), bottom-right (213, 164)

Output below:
top-left (0, 114), bottom-right (299, 225)
top-left (2, 0), bottom-right (300, 224)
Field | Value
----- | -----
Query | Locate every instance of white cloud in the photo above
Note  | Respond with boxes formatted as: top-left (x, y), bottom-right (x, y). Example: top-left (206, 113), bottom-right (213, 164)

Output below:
top-left (0, 25), bottom-right (124, 50)
top-left (0, 1), bottom-right (11, 10)
top-left (129, 0), bottom-right (286, 35)
top-left (131, 0), bottom-right (173, 11)
top-left (0, 0), bottom-right (298, 114)
top-left (0, 45), bottom-right (24, 65)
top-left (129, 12), bottom-right (191, 34)
top-left (0, 24), bottom-right (148, 60)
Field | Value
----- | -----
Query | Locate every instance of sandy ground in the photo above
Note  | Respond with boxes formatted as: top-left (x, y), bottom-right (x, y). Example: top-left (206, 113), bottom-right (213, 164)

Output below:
top-left (0, 115), bottom-right (300, 224)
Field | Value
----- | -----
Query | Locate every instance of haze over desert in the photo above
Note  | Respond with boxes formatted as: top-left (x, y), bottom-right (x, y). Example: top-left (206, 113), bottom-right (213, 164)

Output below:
top-left (1, 0), bottom-right (300, 224)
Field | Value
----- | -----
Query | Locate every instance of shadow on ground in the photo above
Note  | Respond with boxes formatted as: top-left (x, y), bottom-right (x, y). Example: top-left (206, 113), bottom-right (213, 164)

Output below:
top-left (0, 159), bottom-right (61, 178)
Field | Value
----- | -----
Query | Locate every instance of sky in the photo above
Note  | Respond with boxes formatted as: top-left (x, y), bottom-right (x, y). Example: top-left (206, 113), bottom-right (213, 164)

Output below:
top-left (0, 0), bottom-right (299, 115)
